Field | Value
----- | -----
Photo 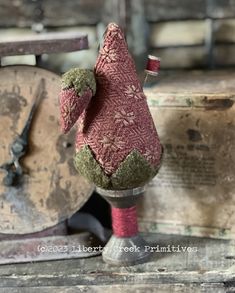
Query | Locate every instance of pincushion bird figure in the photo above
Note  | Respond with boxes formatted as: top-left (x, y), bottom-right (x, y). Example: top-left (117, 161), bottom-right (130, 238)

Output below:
top-left (60, 23), bottom-right (162, 188)
top-left (59, 23), bottom-right (163, 265)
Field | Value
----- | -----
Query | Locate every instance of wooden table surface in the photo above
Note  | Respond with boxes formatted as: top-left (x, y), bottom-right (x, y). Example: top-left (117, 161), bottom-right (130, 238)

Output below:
top-left (0, 233), bottom-right (234, 292)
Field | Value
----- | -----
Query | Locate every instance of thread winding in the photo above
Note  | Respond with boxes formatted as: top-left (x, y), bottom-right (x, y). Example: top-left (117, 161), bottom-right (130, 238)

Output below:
top-left (111, 206), bottom-right (138, 237)
top-left (145, 55), bottom-right (160, 76)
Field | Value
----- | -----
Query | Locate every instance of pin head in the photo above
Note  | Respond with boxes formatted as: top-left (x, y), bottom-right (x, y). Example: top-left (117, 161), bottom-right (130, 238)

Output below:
top-left (145, 55), bottom-right (160, 76)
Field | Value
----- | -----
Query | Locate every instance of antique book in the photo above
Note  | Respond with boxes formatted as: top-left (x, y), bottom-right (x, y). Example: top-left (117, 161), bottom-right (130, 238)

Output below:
top-left (138, 70), bottom-right (235, 239)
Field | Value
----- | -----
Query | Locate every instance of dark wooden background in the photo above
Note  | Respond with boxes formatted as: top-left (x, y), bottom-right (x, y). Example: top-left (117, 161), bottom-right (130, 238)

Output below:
top-left (1, 0), bottom-right (235, 71)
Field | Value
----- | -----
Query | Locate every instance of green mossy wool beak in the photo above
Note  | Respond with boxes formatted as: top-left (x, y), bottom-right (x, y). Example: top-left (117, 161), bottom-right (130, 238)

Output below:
top-left (62, 68), bottom-right (96, 96)
top-left (74, 145), bottom-right (160, 190)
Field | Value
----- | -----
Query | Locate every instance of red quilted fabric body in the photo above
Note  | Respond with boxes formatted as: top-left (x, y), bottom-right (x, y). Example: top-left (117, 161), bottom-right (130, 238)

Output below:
top-left (75, 23), bottom-right (162, 175)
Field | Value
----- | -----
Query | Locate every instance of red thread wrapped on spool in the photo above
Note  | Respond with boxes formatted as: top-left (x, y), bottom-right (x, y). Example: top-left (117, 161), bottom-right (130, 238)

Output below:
top-left (112, 206), bottom-right (138, 237)
top-left (145, 55), bottom-right (160, 76)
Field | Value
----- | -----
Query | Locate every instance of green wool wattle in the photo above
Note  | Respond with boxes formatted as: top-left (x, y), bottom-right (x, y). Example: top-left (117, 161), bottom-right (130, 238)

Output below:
top-left (74, 145), bottom-right (110, 189)
top-left (111, 150), bottom-right (157, 189)
top-left (61, 68), bottom-right (96, 96)
top-left (73, 145), bottom-right (159, 190)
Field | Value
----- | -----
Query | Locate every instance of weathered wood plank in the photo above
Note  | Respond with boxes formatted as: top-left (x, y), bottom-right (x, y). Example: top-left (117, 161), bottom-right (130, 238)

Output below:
top-left (145, 0), bottom-right (235, 21)
top-left (40, 26), bottom-right (98, 72)
top-left (0, 0), bottom-right (36, 28)
top-left (0, 32), bottom-right (88, 56)
top-left (0, 234), bottom-right (234, 287)
top-left (0, 271), bottom-right (233, 288)
top-left (150, 19), bottom-right (235, 49)
top-left (0, 284), bottom-right (229, 293)
top-left (0, 0), bottom-right (103, 28)
top-left (1, 0), bottom-right (235, 29)
top-left (145, 0), bottom-right (207, 21)
top-left (42, 0), bottom-right (104, 27)
top-left (150, 21), bottom-right (206, 47)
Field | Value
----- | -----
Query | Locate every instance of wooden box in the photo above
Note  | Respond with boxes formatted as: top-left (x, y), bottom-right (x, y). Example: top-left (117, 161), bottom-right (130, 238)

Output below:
top-left (138, 71), bottom-right (235, 239)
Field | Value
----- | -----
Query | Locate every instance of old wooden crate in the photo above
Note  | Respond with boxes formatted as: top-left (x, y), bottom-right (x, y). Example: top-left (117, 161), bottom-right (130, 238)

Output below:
top-left (139, 70), bottom-right (235, 240)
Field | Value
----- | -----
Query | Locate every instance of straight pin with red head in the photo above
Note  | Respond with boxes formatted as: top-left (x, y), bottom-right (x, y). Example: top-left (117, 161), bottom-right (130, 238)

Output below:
top-left (144, 55), bottom-right (161, 87)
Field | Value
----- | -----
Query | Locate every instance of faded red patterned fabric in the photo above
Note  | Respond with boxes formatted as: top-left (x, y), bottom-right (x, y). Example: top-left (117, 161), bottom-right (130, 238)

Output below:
top-left (60, 88), bottom-right (92, 134)
top-left (75, 23), bottom-right (162, 175)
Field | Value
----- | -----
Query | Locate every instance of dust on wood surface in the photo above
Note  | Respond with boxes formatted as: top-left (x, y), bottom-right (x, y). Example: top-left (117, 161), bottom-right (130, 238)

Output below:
top-left (0, 233), bottom-right (234, 290)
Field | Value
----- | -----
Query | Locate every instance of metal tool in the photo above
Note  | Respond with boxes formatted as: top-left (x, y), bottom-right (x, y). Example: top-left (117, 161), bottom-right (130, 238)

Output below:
top-left (0, 79), bottom-right (45, 187)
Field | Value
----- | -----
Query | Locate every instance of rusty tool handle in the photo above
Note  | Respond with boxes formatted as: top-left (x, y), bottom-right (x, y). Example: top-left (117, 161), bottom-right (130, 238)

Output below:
top-left (0, 79), bottom-right (45, 186)
top-left (18, 78), bottom-right (45, 145)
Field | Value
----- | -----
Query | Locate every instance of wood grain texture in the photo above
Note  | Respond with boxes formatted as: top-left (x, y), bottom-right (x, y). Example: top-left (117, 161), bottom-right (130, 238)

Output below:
top-left (1, 0), bottom-right (235, 30)
top-left (145, 0), bottom-right (235, 21)
top-left (42, 0), bottom-right (104, 27)
top-left (0, 284), bottom-right (229, 293)
top-left (150, 21), bottom-right (206, 47)
top-left (0, 233), bottom-right (234, 289)
top-left (150, 19), bottom-right (235, 48)
top-left (0, 0), bottom-right (104, 27)
top-left (0, 32), bottom-right (88, 57)
top-left (145, 0), bottom-right (207, 21)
